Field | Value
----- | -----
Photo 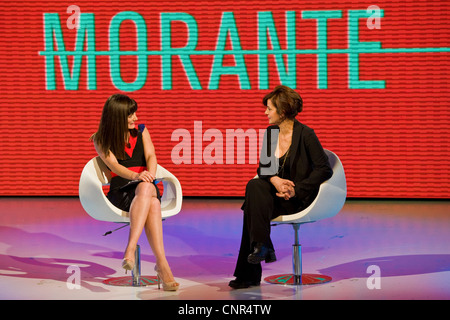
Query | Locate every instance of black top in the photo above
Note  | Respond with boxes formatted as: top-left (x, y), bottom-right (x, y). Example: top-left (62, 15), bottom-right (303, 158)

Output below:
top-left (109, 124), bottom-right (146, 192)
top-left (257, 119), bottom-right (333, 209)
top-left (277, 151), bottom-right (291, 180)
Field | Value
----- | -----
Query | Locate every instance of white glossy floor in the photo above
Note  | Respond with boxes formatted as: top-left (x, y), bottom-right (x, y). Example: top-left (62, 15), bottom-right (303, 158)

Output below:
top-left (0, 197), bottom-right (449, 301)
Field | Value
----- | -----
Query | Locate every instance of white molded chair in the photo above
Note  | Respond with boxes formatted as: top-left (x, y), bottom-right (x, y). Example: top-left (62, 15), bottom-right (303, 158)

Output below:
top-left (263, 149), bottom-right (346, 285)
top-left (79, 156), bottom-right (182, 286)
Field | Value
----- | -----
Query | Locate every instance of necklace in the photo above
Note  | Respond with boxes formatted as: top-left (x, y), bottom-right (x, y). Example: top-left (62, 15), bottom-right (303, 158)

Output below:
top-left (277, 137), bottom-right (291, 177)
top-left (277, 120), bottom-right (293, 177)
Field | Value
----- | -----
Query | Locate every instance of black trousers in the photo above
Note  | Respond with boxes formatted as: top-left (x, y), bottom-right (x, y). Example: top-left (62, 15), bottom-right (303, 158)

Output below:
top-left (233, 178), bottom-right (302, 282)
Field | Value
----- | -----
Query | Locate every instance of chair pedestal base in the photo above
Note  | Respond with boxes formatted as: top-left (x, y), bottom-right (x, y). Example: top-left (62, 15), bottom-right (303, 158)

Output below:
top-left (264, 274), bottom-right (332, 285)
top-left (265, 224), bottom-right (332, 286)
top-left (102, 245), bottom-right (159, 287)
top-left (103, 276), bottom-right (158, 287)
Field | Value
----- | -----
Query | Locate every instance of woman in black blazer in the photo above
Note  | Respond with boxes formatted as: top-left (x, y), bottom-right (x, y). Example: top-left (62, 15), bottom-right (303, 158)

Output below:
top-left (229, 86), bottom-right (333, 289)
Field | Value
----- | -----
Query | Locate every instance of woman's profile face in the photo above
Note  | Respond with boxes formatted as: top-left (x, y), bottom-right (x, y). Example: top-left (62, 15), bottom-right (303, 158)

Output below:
top-left (128, 112), bottom-right (138, 129)
top-left (265, 99), bottom-right (281, 125)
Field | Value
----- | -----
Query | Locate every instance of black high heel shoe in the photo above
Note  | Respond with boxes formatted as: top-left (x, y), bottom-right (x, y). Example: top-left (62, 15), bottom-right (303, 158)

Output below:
top-left (247, 243), bottom-right (277, 264)
top-left (228, 278), bottom-right (261, 289)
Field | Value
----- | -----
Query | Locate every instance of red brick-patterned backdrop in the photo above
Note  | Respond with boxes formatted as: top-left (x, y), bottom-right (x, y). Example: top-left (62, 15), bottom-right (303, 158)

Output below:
top-left (0, 0), bottom-right (449, 198)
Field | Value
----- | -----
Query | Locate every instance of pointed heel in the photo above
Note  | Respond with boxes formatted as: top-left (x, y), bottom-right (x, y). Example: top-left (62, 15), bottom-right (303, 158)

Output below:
top-left (122, 259), bottom-right (135, 274)
top-left (157, 274), bottom-right (161, 290)
top-left (154, 265), bottom-right (179, 291)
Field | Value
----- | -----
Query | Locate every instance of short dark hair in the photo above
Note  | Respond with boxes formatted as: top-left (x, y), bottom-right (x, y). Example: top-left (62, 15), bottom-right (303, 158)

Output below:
top-left (262, 85), bottom-right (303, 120)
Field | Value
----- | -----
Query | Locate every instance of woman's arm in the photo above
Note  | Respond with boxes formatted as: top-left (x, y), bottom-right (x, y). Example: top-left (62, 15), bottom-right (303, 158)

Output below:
top-left (270, 176), bottom-right (295, 200)
top-left (293, 129), bottom-right (333, 199)
top-left (93, 139), bottom-right (140, 181)
top-left (142, 127), bottom-right (157, 180)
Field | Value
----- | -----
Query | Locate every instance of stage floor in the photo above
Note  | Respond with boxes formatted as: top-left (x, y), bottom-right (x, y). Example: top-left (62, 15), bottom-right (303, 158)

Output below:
top-left (0, 197), bottom-right (449, 300)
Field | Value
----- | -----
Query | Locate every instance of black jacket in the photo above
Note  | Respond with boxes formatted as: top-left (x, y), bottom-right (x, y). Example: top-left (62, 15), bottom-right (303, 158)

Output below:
top-left (257, 119), bottom-right (333, 208)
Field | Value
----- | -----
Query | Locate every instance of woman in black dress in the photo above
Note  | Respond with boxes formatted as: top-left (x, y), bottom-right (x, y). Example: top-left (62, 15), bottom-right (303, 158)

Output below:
top-left (91, 94), bottom-right (178, 291)
top-left (229, 86), bottom-right (333, 289)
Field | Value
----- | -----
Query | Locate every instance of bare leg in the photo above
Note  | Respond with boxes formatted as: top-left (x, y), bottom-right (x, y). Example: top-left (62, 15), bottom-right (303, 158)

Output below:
top-left (144, 192), bottom-right (178, 286)
top-left (123, 182), bottom-right (177, 286)
top-left (123, 182), bottom-right (153, 261)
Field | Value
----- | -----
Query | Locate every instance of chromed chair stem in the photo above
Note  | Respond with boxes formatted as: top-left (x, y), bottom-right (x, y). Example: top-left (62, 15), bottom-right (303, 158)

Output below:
top-left (103, 243), bottom-right (159, 287)
top-left (264, 222), bottom-right (332, 285)
top-left (132, 245), bottom-right (141, 286)
top-left (292, 224), bottom-right (302, 285)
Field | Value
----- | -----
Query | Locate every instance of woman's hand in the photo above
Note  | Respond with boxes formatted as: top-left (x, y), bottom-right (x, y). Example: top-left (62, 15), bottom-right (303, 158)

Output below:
top-left (136, 170), bottom-right (155, 183)
top-left (270, 176), bottom-right (295, 200)
top-left (281, 185), bottom-right (295, 200)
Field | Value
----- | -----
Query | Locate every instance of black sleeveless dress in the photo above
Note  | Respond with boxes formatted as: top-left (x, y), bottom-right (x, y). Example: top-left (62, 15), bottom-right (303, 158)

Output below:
top-left (107, 124), bottom-right (161, 211)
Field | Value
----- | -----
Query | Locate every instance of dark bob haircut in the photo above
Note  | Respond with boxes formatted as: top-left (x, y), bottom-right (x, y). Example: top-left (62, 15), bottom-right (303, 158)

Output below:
top-left (262, 85), bottom-right (303, 120)
top-left (91, 94), bottom-right (138, 159)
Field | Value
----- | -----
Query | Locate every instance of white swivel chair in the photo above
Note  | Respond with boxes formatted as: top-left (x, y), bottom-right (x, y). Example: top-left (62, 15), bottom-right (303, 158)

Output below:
top-left (264, 149), bottom-right (346, 285)
top-left (79, 156), bottom-right (182, 286)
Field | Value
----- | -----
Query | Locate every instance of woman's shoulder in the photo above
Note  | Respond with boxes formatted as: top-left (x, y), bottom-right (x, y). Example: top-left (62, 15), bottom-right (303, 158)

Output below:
top-left (263, 121), bottom-right (315, 135)
top-left (138, 123), bottom-right (146, 133)
top-left (294, 120), bottom-right (314, 133)
top-left (264, 124), bottom-right (279, 131)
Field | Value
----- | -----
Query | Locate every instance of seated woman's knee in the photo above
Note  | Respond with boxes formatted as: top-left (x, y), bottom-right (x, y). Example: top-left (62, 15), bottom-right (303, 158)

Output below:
top-left (246, 178), bottom-right (269, 194)
top-left (136, 182), bottom-right (157, 198)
